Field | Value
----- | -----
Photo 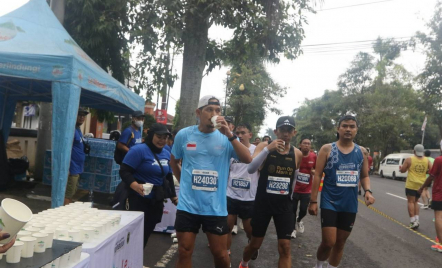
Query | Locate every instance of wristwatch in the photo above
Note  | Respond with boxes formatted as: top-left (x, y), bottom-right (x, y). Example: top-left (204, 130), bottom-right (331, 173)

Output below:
top-left (364, 189), bottom-right (373, 196)
top-left (228, 134), bottom-right (237, 142)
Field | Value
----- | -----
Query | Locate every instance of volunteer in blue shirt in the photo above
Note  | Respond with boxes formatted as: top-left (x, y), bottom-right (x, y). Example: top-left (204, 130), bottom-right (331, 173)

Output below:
top-left (170, 95), bottom-right (252, 268)
top-left (116, 110), bottom-right (144, 159)
top-left (119, 123), bottom-right (177, 247)
top-left (308, 115), bottom-right (375, 268)
top-left (64, 107), bottom-right (88, 205)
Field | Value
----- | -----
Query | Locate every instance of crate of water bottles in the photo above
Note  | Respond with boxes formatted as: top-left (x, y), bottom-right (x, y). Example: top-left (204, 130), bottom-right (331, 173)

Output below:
top-left (85, 138), bottom-right (117, 159)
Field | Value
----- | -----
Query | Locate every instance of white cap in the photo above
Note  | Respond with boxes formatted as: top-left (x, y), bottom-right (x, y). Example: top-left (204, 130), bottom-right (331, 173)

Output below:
top-left (414, 144), bottom-right (424, 157)
top-left (198, 95), bottom-right (220, 109)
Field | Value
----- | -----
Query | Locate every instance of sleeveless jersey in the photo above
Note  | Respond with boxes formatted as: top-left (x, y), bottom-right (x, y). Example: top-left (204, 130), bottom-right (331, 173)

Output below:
top-left (405, 156), bottom-right (429, 190)
top-left (294, 152), bottom-right (317, 194)
top-left (255, 145), bottom-right (296, 214)
top-left (320, 142), bottom-right (363, 213)
top-left (227, 144), bottom-right (259, 201)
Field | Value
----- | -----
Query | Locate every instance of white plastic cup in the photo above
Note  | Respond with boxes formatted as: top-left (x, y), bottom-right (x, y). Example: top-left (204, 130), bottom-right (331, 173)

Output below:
top-left (142, 183), bottom-right (154, 196)
top-left (17, 230), bottom-right (31, 239)
top-left (90, 224), bottom-right (102, 237)
top-left (111, 214), bottom-right (122, 226)
top-left (279, 141), bottom-right (285, 152)
top-left (59, 252), bottom-right (70, 267)
top-left (32, 223), bottom-right (46, 230)
top-left (32, 232), bottom-right (47, 253)
top-left (68, 229), bottom-right (81, 242)
top-left (0, 253), bottom-right (3, 260)
top-left (72, 245), bottom-right (82, 262)
top-left (39, 229), bottom-right (54, 248)
top-left (0, 198), bottom-right (33, 244)
top-left (51, 257), bottom-right (60, 268)
top-left (24, 227), bottom-right (40, 234)
top-left (55, 227), bottom-right (69, 239)
top-left (18, 236), bottom-right (36, 258)
top-left (211, 115), bottom-right (221, 129)
top-left (80, 227), bottom-right (94, 242)
top-left (6, 240), bottom-right (24, 263)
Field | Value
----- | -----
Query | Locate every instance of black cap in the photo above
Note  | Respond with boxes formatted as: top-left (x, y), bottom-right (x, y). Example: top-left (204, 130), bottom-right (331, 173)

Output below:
top-left (78, 107), bottom-right (89, 115)
top-left (149, 123), bottom-right (172, 136)
top-left (276, 116), bottom-right (295, 128)
top-left (225, 116), bottom-right (233, 123)
top-left (132, 111), bottom-right (144, 117)
top-left (338, 115), bottom-right (358, 127)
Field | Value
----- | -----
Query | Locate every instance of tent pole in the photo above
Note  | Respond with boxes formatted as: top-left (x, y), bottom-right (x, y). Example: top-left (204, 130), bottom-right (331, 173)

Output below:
top-left (0, 88), bottom-right (8, 129)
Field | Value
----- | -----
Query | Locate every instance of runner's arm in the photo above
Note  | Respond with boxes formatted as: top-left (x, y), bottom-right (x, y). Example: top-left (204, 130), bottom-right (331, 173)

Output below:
top-left (116, 142), bottom-right (129, 153)
top-left (230, 138), bottom-right (252, 164)
top-left (360, 147), bottom-right (371, 192)
top-left (427, 159), bottom-right (433, 174)
top-left (399, 158), bottom-right (411, 173)
top-left (170, 154), bottom-right (182, 182)
top-left (294, 148), bottom-right (302, 170)
top-left (418, 175), bottom-right (434, 194)
top-left (247, 141), bottom-right (282, 174)
top-left (310, 144), bottom-right (330, 203)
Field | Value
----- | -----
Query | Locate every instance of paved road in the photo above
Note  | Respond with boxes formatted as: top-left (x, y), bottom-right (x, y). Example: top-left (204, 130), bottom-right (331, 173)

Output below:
top-left (144, 175), bottom-right (442, 267)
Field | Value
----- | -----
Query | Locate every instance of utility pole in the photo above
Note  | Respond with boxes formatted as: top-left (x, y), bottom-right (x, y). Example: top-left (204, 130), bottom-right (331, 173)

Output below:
top-left (35, 0), bottom-right (65, 180)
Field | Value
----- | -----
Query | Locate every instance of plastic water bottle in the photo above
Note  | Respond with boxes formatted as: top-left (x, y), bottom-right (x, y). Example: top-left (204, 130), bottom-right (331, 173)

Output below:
top-left (88, 190), bottom-right (94, 208)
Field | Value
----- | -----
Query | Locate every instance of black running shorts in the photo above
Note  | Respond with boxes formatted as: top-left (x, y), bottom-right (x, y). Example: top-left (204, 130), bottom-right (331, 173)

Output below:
top-left (320, 209), bottom-right (357, 232)
top-left (251, 209), bottom-right (293, 240)
top-left (432, 200), bottom-right (442, 211)
top-left (174, 210), bottom-right (229, 235)
top-left (405, 188), bottom-right (421, 199)
top-left (227, 197), bottom-right (255, 220)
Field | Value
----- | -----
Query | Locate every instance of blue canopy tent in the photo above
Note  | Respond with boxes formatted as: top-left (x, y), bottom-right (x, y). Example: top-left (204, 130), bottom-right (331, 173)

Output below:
top-left (0, 0), bottom-right (145, 207)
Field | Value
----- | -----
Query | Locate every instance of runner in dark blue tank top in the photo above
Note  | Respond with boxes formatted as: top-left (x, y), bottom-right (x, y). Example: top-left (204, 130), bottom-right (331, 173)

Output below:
top-left (308, 115), bottom-right (375, 268)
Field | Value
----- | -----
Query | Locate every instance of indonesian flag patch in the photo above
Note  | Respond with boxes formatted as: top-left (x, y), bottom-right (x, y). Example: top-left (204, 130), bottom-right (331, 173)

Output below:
top-left (186, 142), bottom-right (197, 150)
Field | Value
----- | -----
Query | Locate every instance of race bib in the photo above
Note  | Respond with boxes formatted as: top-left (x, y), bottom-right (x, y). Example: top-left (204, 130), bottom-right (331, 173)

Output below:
top-left (231, 177), bottom-right (251, 190)
top-left (336, 170), bottom-right (358, 187)
top-left (266, 176), bottom-right (290, 195)
top-left (192, 170), bottom-right (218, 191)
top-left (296, 172), bottom-right (310, 184)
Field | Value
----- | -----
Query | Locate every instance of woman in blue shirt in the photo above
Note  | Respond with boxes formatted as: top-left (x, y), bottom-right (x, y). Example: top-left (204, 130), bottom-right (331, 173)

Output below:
top-left (120, 123), bottom-right (178, 247)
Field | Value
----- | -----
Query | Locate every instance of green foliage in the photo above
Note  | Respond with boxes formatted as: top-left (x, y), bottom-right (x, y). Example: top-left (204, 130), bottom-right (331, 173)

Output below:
top-left (130, 0), bottom-right (316, 126)
top-left (90, 109), bottom-right (116, 124)
top-left (64, 0), bottom-right (131, 84)
top-left (144, 114), bottom-right (157, 129)
top-left (226, 64), bottom-right (286, 130)
top-left (294, 38), bottom-right (440, 156)
top-left (415, 1), bottom-right (442, 138)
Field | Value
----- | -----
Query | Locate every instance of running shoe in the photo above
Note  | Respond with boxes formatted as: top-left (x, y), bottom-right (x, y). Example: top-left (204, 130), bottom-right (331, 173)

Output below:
top-left (238, 219), bottom-right (244, 230)
top-left (232, 225), bottom-right (238, 235)
top-left (422, 205), bottom-right (429, 209)
top-left (297, 221), bottom-right (305, 233)
top-left (410, 221), bottom-right (419, 230)
top-left (291, 230), bottom-right (297, 239)
top-left (436, 237), bottom-right (440, 243)
top-left (431, 244), bottom-right (442, 252)
top-left (238, 263), bottom-right (248, 268)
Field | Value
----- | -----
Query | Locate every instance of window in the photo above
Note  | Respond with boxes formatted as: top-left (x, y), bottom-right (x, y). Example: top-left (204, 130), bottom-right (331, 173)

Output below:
top-left (386, 158), bottom-right (400, 165)
top-left (381, 159), bottom-right (386, 164)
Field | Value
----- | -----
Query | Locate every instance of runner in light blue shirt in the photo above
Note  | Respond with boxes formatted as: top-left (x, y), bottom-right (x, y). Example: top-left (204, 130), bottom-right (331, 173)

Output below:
top-left (170, 95), bottom-right (252, 268)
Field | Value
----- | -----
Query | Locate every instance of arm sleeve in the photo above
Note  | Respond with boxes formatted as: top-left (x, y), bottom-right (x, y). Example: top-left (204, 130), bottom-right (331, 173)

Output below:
top-left (119, 163), bottom-right (136, 186)
top-left (247, 147), bottom-right (270, 174)
top-left (122, 146), bottom-right (142, 170)
top-left (165, 173), bottom-right (177, 198)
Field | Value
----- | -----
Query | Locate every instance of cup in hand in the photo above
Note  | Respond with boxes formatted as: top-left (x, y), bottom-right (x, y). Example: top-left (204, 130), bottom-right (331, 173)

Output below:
top-left (211, 116), bottom-right (221, 129)
top-left (279, 141), bottom-right (285, 152)
top-left (0, 198), bottom-right (33, 244)
top-left (143, 183), bottom-right (154, 196)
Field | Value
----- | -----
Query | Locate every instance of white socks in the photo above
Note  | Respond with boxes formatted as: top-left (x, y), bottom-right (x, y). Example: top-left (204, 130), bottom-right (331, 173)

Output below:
top-left (415, 215), bottom-right (419, 221)
top-left (410, 216), bottom-right (415, 222)
top-left (327, 264), bottom-right (337, 268)
top-left (316, 260), bottom-right (324, 268)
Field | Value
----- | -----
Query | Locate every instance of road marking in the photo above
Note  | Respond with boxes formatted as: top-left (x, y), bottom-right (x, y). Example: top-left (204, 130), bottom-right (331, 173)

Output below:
top-left (386, 192), bottom-right (423, 205)
top-left (358, 199), bottom-right (437, 245)
top-left (154, 243), bottom-right (178, 267)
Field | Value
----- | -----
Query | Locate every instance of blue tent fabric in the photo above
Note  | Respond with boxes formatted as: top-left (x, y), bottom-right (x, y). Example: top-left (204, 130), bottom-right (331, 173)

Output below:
top-left (0, 0), bottom-right (145, 207)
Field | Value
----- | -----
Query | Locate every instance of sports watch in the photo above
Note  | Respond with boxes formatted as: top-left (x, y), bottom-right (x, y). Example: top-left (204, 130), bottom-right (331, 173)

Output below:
top-left (228, 134), bottom-right (238, 142)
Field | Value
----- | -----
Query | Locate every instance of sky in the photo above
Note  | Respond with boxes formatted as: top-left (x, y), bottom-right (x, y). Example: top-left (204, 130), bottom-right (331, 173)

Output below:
top-left (2, 0), bottom-right (439, 135)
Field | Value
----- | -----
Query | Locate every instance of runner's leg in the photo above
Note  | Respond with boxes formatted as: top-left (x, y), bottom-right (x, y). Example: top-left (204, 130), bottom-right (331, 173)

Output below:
top-left (242, 236), bottom-right (265, 262)
top-left (317, 227), bottom-right (337, 262)
top-left (435, 210), bottom-right (442, 242)
top-left (206, 232), bottom-right (230, 268)
top-left (298, 193), bottom-right (310, 222)
top-left (227, 214), bottom-right (237, 251)
top-left (407, 195), bottom-right (416, 218)
top-left (277, 239), bottom-right (291, 268)
top-left (328, 229), bottom-right (351, 266)
top-left (242, 218), bottom-right (252, 240)
top-left (176, 232), bottom-right (197, 268)
top-left (292, 194), bottom-right (300, 231)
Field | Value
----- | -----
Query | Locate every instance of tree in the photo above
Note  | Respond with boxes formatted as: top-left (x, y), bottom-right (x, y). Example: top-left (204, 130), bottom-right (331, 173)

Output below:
top-left (131, 0), bottom-right (316, 128)
top-left (226, 64), bottom-right (286, 129)
top-left (415, 1), bottom-right (442, 138)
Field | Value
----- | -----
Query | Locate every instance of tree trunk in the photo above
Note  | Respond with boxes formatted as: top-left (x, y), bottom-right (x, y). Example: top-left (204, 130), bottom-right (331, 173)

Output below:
top-left (177, 10), bottom-right (209, 129)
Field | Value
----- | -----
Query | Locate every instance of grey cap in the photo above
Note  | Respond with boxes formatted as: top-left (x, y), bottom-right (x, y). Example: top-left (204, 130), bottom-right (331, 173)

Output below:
top-left (414, 144), bottom-right (424, 157)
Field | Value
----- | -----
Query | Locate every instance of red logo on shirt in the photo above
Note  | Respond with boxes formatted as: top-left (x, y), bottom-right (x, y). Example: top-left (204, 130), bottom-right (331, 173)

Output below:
top-left (187, 142), bottom-right (197, 150)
